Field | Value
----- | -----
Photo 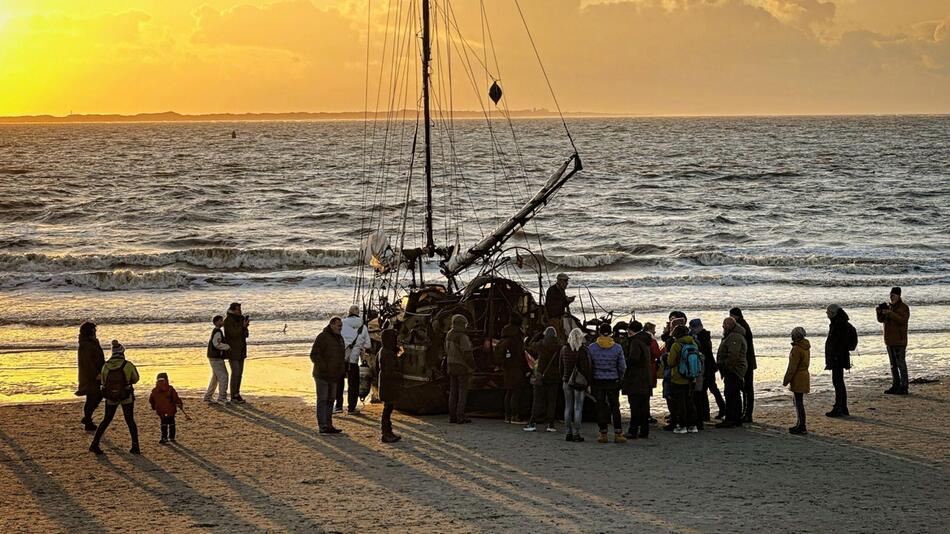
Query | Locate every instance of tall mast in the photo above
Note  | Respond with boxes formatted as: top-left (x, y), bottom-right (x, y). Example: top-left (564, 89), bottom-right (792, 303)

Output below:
top-left (422, 0), bottom-right (435, 254)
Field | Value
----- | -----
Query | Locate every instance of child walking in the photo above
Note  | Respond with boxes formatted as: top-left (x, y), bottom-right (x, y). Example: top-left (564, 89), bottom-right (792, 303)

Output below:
top-left (149, 372), bottom-right (183, 444)
top-left (783, 327), bottom-right (811, 434)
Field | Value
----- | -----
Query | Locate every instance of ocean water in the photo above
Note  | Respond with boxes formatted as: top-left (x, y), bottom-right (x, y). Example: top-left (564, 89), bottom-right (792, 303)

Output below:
top-left (1, 116), bottom-right (949, 404)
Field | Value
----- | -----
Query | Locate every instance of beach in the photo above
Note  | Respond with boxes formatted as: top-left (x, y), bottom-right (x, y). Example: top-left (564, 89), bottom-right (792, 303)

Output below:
top-left (2, 378), bottom-right (948, 533)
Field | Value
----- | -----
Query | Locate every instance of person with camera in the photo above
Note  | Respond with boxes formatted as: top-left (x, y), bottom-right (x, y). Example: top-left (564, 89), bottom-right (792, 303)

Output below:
top-left (224, 302), bottom-right (250, 404)
top-left (545, 273), bottom-right (576, 339)
top-left (877, 287), bottom-right (911, 395)
top-left (339, 305), bottom-right (372, 414)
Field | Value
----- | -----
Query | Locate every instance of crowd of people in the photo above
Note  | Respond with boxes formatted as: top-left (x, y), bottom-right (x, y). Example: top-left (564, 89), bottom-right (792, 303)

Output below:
top-left (75, 284), bottom-right (912, 453)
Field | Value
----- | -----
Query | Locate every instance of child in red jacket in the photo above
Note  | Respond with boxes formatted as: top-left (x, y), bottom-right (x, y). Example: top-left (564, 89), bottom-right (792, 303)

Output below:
top-left (149, 372), bottom-right (183, 444)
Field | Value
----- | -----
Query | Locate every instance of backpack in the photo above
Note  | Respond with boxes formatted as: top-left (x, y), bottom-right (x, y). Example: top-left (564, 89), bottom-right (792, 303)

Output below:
top-left (677, 343), bottom-right (704, 379)
top-left (102, 361), bottom-right (130, 402)
top-left (846, 323), bottom-right (858, 351)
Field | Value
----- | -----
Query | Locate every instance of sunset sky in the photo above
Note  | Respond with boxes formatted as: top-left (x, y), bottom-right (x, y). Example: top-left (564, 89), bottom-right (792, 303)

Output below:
top-left (0, 0), bottom-right (948, 116)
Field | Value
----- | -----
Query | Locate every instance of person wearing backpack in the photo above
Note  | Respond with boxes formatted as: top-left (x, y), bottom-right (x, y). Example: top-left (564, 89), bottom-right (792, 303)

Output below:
top-left (524, 327), bottom-right (562, 433)
top-left (203, 315), bottom-right (231, 404)
top-left (76, 321), bottom-right (106, 432)
top-left (149, 372), bottom-right (183, 444)
top-left (559, 328), bottom-right (591, 442)
top-left (877, 287), bottom-right (911, 395)
top-left (588, 322), bottom-right (627, 443)
top-left (784, 327), bottom-right (811, 435)
top-left (668, 325), bottom-right (701, 434)
top-left (690, 318), bottom-right (725, 422)
top-left (89, 340), bottom-right (141, 455)
top-left (497, 314), bottom-right (529, 424)
top-left (729, 308), bottom-right (757, 423)
top-left (622, 321), bottom-right (653, 440)
top-left (825, 304), bottom-right (857, 417)
top-left (715, 317), bottom-right (748, 429)
top-left (339, 305), bottom-right (372, 414)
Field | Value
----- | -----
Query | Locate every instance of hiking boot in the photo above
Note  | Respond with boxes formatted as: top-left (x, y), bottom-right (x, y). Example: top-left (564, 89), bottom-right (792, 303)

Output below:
top-left (715, 420), bottom-right (738, 429)
top-left (327, 427), bottom-right (343, 434)
top-left (129, 445), bottom-right (141, 455)
top-left (896, 388), bottom-right (909, 396)
top-left (545, 425), bottom-right (557, 433)
top-left (825, 409), bottom-right (844, 418)
top-left (884, 387), bottom-right (898, 395)
top-left (597, 432), bottom-right (609, 443)
top-left (381, 433), bottom-right (401, 444)
top-left (613, 432), bottom-right (627, 444)
top-left (523, 423), bottom-right (536, 432)
top-left (789, 426), bottom-right (807, 435)
top-left (231, 396), bottom-right (246, 404)
top-left (565, 433), bottom-right (575, 442)
top-left (687, 426), bottom-right (699, 434)
top-left (89, 444), bottom-right (104, 455)
top-left (573, 434), bottom-right (584, 443)
top-left (673, 426), bottom-right (687, 434)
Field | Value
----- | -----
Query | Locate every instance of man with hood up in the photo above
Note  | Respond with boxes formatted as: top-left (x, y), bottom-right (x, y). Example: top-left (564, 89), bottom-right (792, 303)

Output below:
top-left (444, 314), bottom-right (475, 424)
top-left (588, 322), bottom-right (627, 443)
top-left (378, 328), bottom-right (402, 443)
top-left (825, 304), bottom-right (856, 417)
top-left (89, 340), bottom-right (140, 455)
top-left (715, 317), bottom-right (747, 429)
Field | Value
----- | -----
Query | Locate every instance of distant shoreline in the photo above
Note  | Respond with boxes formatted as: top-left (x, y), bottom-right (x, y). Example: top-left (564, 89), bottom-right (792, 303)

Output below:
top-left (1, 110), bottom-right (947, 124)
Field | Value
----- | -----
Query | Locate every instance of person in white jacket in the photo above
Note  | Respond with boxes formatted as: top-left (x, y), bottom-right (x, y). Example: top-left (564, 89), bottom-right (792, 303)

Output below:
top-left (337, 305), bottom-right (371, 414)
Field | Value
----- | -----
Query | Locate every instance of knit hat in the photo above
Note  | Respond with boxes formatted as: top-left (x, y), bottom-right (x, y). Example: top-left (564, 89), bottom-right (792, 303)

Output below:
top-left (156, 372), bottom-right (168, 381)
top-left (597, 322), bottom-right (612, 336)
top-left (544, 326), bottom-right (557, 339)
top-left (791, 327), bottom-right (806, 341)
top-left (890, 287), bottom-right (902, 296)
top-left (111, 340), bottom-right (125, 355)
top-left (689, 318), bottom-right (703, 331)
top-left (729, 307), bottom-right (744, 319)
top-left (672, 325), bottom-right (689, 338)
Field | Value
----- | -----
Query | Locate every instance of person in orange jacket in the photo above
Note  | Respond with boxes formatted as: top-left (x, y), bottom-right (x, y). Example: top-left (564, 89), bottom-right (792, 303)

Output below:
top-left (149, 372), bottom-right (183, 444)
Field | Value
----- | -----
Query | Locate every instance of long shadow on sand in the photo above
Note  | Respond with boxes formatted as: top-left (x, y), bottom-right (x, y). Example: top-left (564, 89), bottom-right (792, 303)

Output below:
top-left (0, 428), bottom-right (106, 532)
top-left (170, 442), bottom-right (326, 533)
top-left (221, 404), bottom-right (694, 533)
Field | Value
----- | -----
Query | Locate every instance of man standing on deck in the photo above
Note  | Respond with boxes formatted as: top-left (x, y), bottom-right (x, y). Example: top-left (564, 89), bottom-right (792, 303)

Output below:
top-left (224, 302), bottom-right (249, 404)
top-left (338, 305), bottom-right (371, 414)
top-left (545, 273), bottom-right (576, 340)
top-left (878, 287), bottom-right (911, 395)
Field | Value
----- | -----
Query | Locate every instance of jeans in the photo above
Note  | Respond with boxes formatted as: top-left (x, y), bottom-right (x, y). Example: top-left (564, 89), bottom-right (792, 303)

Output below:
top-left (793, 392), bottom-right (806, 429)
top-left (831, 367), bottom-right (848, 412)
top-left (228, 359), bottom-right (245, 399)
top-left (742, 367), bottom-right (755, 421)
top-left (562, 382), bottom-right (585, 435)
top-left (91, 401), bottom-right (138, 448)
top-left (886, 345), bottom-right (909, 389)
top-left (529, 382), bottom-right (558, 427)
top-left (315, 378), bottom-right (338, 431)
top-left (671, 383), bottom-right (697, 428)
top-left (336, 363), bottom-right (360, 411)
top-left (381, 401), bottom-right (395, 434)
top-left (593, 380), bottom-right (622, 433)
top-left (504, 385), bottom-right (522, 421)
top-left (723, 372), bottom-right (742, 423)
top-left (448, 374), bottom-right (470, 422)
top-left (160, 415), bottom-right (177, 441)
top-left (627, 393), bottom-right (650, 437)
top-left (82, 390), bottom-right (103, 424)
top-left (205, 358), bottom-right (229, 401)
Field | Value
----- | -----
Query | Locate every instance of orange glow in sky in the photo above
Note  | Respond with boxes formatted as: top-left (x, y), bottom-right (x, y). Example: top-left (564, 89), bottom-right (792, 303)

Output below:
top-left (0, 0), bottom-right (948, 116)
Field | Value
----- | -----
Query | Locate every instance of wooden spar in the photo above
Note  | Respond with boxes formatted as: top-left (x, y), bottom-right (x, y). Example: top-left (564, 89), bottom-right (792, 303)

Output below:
top-left (422, 0), bottom-right (435, 255)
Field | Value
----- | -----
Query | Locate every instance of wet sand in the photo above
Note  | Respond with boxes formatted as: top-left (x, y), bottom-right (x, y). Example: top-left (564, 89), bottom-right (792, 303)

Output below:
top-left (1, 379), bottom-right (948, 533)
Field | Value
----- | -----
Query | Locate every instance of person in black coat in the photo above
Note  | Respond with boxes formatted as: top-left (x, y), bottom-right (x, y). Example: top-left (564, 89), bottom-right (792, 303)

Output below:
top-left (690, 319), bottom-right (725, 422)
top-left (729, 307), bottom-right (757, 423)
top-left (622, 321), bottom-right (653, 439)
top-left (77, 321), bottom-right (106, 431)
top-left (496, 314), bottom-right (528, 423)
top-left (825, 304), bottom-right (854, 417)
top-left (378, 328), bottom-right (402, 443)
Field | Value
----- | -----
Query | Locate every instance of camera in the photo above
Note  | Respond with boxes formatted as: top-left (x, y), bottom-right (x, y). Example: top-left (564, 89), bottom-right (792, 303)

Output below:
top-left (876, 303), bottom-right (889, 311)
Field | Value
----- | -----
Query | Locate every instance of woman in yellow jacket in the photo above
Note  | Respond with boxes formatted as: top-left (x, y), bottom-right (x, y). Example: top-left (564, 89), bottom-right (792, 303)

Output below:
top-left (783, 327), bottom-right (811, 435)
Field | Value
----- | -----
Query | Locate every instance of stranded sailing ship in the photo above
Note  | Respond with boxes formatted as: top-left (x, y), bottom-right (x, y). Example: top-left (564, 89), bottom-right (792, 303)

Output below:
top-left (355, 0), bottom-right (582, 414)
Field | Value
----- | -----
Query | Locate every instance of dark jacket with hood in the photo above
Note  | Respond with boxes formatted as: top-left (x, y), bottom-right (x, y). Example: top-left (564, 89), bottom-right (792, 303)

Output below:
top-left (497, 323), bottom-right (528, 388)
top-left (622, 330), bottom-right (654, 396)
top-left (378, 329), bottom-right (402, 402)
top-left (224, 311), bottom-right (249, 360)
top-left (825, 309), bottom-right (853, 370)
top-left (735, 318), bottom-right (757, 371)
top-left (77, 335), bottom-right (105, 396)
top-left (545, 284), bottom-right (570, 319)
top-left (311, 325), bottom-right (346, 381)
top-left (529, 334), bottom-right (563, 385)
top-left (692, 328), bottom-right (718, 380)
top-left (716, 325), bottom-right (748, 382)
top-left (149, 379), bottom-right (182, 417)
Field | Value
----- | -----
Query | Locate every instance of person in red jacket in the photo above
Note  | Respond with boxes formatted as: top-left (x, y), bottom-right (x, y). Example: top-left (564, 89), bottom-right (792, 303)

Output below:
top-left (149, 372), bottom-right (183, 444)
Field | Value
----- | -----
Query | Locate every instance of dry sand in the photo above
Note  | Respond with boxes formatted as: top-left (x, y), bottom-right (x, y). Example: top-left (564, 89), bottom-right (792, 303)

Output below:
top-left (1, 379), bottom-right (948, 533)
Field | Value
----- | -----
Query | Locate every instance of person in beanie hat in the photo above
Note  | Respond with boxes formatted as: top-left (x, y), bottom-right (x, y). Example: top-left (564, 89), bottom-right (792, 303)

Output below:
top-left (729, 307), bottom-right (757, 423)
top-left (90, 340), bottom-right (140, 455)
top-left (149, 372), bottom-right (183, 444)
top-left (877, 287), bottom-right (911, 395)
top-left (784, 327), bottom-right (811, 434)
